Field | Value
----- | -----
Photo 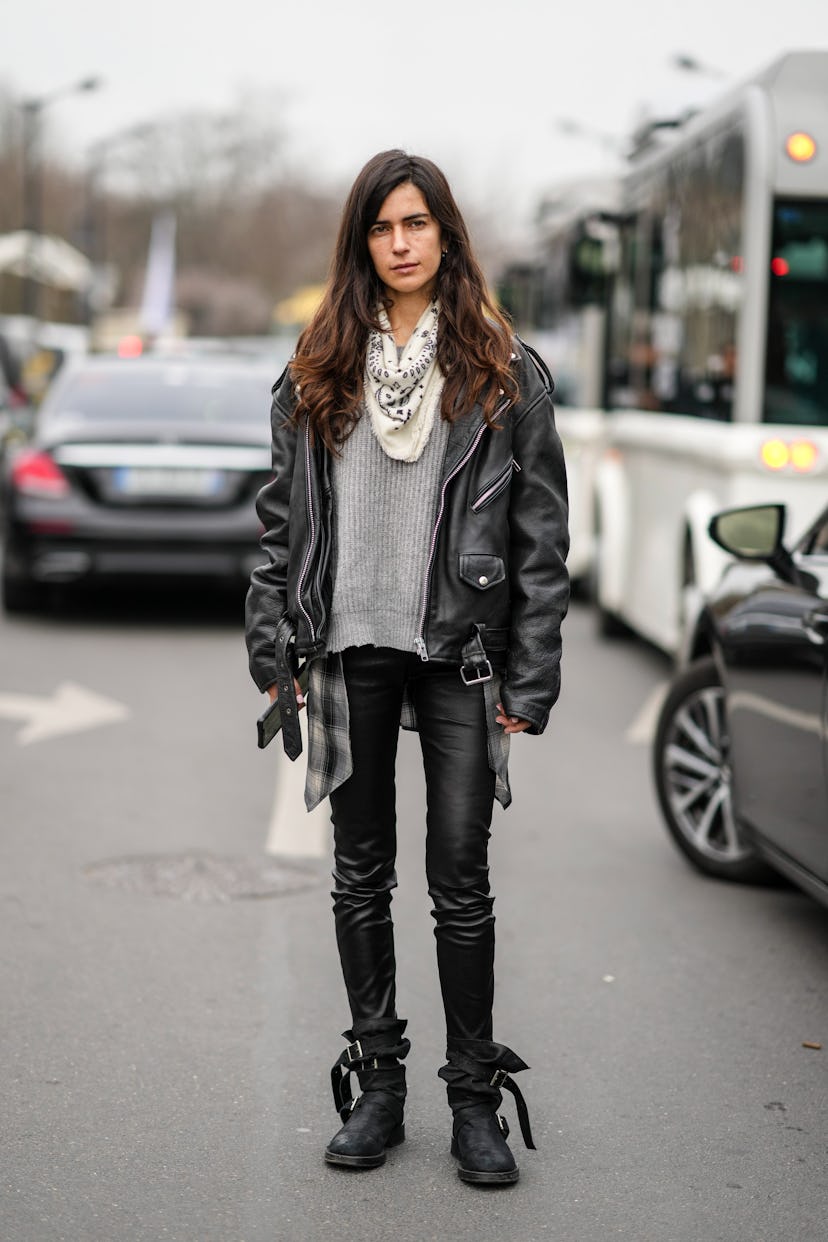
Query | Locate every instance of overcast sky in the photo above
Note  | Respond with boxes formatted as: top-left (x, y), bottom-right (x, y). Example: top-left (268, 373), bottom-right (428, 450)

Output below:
top-left (5, 0), bottom-right (828, 244)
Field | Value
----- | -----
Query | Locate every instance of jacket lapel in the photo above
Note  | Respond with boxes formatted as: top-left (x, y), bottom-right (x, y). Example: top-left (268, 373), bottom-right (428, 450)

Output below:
top-left (441, 404), bottom-right (487, 480)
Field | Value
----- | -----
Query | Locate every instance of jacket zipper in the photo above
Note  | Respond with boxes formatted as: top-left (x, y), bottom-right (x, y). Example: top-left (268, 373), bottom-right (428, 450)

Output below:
top-left (415, 404), bottom-right (508, 660)
top-left (470, 457), bottom-right (521, 512)
top-left (296, 421), bottom-right (317, 645)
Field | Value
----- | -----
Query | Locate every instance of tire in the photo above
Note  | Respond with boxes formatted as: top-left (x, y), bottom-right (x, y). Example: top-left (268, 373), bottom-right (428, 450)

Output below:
top-left (590, 511), bottom-right (629, 639)
top-left (1, 568), bottom-right (46, 615)
top-left (595, 598), bottom-right (629, 640)
top-left (652, 657), bottom-right (772, 883)
top-left (678, 530), bottom-right (694, 632)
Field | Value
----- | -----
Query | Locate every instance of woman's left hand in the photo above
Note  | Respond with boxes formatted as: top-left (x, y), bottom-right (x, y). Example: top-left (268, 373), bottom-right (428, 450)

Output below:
top-left (496, 703), bottom-right (532, 734)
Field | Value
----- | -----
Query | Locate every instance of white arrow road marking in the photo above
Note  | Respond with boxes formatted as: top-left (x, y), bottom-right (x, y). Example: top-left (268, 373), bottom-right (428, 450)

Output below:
top-left (0, 681), bottom-right (130, 745)
top-left (265, 711), bottom-right (329, 859)
top-left (625, 682), bottom-right (668, 745)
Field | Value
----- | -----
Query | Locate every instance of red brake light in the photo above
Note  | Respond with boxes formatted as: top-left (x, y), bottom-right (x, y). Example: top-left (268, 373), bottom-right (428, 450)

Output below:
top-left (11, 450), bottom-right (71, 498)
top-left (117, 335), bottom-right (144, 358)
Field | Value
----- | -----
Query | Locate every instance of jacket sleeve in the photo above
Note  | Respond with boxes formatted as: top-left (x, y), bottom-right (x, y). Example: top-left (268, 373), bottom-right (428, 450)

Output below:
top-left (500, 346), bottom-right (570, 733)
top-left (244, 368), bottom-right (300, 693)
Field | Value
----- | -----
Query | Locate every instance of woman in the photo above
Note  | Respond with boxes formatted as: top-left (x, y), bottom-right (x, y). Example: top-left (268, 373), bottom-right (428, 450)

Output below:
top-left (245, 150), bottom-right (569, 1186)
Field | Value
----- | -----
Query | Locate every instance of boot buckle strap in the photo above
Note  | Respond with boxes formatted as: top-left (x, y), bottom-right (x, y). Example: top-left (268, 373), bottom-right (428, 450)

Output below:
top-left (345, 1040), bottom-right (379, 1070)
top-left (490, 1068), bottom-right (510, 1088)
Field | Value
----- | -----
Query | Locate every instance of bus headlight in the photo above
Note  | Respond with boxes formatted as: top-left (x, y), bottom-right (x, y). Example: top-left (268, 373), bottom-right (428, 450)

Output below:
top-left (760, 438), bottom-right (819, 472)
top-left (790, 440), bottom-right (818, 472)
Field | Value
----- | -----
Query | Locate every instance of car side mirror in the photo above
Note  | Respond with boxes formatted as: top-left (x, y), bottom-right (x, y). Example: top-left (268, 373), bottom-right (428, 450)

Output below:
top-left (708, 503), bottom-right (816, 591)
top-left (708, 504), bottom-right (786, 560)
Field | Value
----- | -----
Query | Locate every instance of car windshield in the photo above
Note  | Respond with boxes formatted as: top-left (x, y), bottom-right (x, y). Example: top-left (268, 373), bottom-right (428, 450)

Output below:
top-left (44, 364), bottom-right (274, 426)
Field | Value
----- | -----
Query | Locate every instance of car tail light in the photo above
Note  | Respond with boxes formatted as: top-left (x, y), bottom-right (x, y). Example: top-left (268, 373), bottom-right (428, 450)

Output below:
top-left (117, 334), bottom-right (144, 358)
top-left (11, 450), bottom-right (71, 498)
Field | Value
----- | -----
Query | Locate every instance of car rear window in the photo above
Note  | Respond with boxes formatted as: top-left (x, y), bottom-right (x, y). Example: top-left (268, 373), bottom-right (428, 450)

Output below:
top-left (44, 365), bottom-right (274, 425)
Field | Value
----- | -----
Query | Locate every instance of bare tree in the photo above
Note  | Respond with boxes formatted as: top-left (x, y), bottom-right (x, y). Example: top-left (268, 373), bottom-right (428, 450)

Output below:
top-left (0, 83), bottom-right (517, 337)
top-left (0, 83), bottom-right (23, 234)
top-left (91, 94), bottom-right (341, 331)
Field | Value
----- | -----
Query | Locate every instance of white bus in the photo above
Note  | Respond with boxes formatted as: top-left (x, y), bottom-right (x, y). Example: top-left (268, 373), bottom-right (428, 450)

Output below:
top-left (520, 51), bottom-right (828, 655)
top-left (499, 177), bottom-right (619, 586)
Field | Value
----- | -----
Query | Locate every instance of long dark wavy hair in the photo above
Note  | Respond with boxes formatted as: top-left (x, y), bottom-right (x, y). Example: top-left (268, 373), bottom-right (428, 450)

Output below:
top-left (290, 150), bottom-right (519, 451)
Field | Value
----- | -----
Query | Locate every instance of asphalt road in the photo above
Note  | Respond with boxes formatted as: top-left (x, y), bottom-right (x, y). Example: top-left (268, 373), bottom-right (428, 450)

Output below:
top-left (1, 585), bottom-right (826, 1242)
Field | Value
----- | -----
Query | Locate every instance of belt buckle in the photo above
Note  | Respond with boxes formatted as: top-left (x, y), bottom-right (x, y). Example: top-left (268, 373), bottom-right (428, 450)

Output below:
top-left (346, 1040), bottom-right (363, 1063)
top-left (490, 1068), bottom-right (509, 1088)
top-left (460, 658), bottom-right (493, 686)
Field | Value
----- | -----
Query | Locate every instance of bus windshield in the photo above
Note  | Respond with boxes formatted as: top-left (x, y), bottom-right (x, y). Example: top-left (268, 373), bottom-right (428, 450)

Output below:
top-left (764, 199), bottom-right (828, 426)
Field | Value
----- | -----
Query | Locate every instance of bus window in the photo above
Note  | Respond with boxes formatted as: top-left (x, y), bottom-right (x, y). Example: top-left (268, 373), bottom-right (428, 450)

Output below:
top-left (674, 129), bottom-right (743, 422)
top-left (764, 199), bottom-right (828, 427)
top-left (606, 217), bottom-right (637, 407)
top-left (608, 127), bottom-right (744, 420)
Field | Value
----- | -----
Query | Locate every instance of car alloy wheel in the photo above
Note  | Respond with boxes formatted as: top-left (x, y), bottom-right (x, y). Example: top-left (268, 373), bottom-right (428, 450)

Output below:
top-left (653, 657), bottom-right (770, 882)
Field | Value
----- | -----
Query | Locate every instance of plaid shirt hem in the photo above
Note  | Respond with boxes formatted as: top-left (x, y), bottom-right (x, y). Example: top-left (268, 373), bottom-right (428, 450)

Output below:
top-left (304, 652), bottom-right (511, 812)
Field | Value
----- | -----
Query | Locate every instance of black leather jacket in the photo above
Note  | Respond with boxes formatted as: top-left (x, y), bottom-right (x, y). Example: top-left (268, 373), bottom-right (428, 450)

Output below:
top-left (245, 339), bottom-right (569, 733)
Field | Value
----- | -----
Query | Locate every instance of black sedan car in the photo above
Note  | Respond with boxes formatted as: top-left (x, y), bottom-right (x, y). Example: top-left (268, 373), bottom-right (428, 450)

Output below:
top-left (653, 502), bottom-right (828, 907)
top-left (1, 352), bottom-right (282, 612)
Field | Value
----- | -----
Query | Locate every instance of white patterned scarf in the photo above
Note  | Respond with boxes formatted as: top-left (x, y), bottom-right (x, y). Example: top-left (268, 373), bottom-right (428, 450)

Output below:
top-left (363, 299), bottom-right (444, 462)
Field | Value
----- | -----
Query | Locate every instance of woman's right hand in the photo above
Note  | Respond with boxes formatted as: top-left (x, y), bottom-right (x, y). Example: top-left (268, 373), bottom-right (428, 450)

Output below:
top-left (266, 679), bottom-right (306, 709)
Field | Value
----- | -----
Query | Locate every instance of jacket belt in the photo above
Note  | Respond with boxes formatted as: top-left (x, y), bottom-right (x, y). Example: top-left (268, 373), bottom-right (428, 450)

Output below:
top-left (460, 623), bottom-right (493, 686)
top-left (274, 615), bottom-right (303, 761)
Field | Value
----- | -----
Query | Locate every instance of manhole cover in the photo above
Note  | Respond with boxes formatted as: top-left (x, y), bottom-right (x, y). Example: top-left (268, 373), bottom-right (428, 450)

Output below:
top-left (83, 852), bottom-right (322, 903)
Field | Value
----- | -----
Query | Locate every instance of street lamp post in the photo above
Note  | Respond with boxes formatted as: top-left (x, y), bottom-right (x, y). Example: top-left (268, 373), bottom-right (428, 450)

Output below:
top-left (672, 53), bottom-right (728, 80)
top-left (20, 75), bottom-right (102, 322)
top-left (553, 118), bottom-right (628, 159)
top-left (85, 122), bottom-right (155, 264)
top-left (81, 121), bottom-right (157, 326)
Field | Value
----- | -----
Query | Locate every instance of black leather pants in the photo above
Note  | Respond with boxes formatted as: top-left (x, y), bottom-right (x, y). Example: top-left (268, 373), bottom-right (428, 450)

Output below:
top-left (330, 646), bottom-right (496, 1042)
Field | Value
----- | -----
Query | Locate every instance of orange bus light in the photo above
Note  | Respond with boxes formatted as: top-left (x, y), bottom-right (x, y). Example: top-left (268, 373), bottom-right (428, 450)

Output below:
top-left (785, 132), bottom-right (817, 162)
top-left (790, 440), bottom-right (818, 472)
top-left (760, 439), bottom-right (790, 470)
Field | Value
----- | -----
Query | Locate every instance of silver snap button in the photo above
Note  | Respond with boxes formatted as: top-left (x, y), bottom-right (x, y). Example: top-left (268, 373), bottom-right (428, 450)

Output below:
top-left (478, 575), bottom-right (489, 586)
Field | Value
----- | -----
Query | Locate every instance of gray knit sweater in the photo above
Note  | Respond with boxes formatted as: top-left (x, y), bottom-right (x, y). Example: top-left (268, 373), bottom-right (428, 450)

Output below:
top-left (326, 408), bottom-right (450, 656)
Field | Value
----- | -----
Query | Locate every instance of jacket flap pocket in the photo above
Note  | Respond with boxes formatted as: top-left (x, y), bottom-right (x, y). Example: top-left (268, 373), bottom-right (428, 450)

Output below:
top-left (459, 554), bottom-right (506, 590)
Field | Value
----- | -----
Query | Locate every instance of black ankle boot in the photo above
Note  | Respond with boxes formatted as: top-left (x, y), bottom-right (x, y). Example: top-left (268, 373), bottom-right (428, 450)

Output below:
top-left (324, 1019), bottom-right (410, 1169)
top-left (438, 1038), bottom-right (535, 1186)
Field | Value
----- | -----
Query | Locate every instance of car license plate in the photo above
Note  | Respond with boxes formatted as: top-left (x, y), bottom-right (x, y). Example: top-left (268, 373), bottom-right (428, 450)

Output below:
top-left (112, 467), bottom-right (224, 497)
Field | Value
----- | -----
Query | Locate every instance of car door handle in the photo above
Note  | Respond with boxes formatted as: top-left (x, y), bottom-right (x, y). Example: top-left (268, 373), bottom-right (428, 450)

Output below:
top-left (803, 606), bottom-right (828, 645)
